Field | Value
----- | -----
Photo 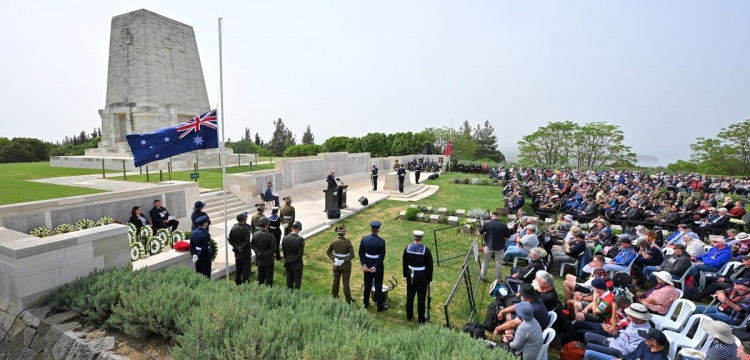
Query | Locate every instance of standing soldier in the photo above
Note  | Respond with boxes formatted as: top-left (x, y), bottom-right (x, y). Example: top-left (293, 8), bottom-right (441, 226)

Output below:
top-left (227, 212), bottom-right (252, 285)
top-left (414, 161), bottom-right (422, 184)
top-left (402, 230), bottom-right (434, 324)
top-left (250, 204), bottom-right (266, 234)
top-left (371, 164), bottom-right (379, 191)
top-left (282, 221), bottom-right (305, 290)
top-left (280, 196), bottom-right (296, 237)
top-left (190, 215), bottom-right (212, 278)
top-left (251, 217), bottom-right (277, 286)
top-left (326, 225), bottom-right (355, 303)
top-left (397, 164), bottom-right (407, 193)
top-left (359, 221), bottom-right (388, 311)
top-left (268, 207), bottom-right (283, 260)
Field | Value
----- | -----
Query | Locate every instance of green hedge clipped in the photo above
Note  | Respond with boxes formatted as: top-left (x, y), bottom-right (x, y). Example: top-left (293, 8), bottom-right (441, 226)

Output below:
top-left (45, 268), bottom-right (507, 360)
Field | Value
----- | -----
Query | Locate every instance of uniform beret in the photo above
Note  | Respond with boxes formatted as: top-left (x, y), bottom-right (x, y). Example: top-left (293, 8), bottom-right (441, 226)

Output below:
top-left (292, 221), bottom-right (302, 229)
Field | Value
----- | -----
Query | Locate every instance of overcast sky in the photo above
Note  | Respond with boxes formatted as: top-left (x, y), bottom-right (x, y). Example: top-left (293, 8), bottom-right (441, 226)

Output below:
top-left (2, 1), bottom-right (749, 165)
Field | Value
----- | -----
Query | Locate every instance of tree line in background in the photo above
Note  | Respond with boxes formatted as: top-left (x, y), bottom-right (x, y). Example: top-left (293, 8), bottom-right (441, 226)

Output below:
top-left (0, 128), bottom-right (102, 163)
top-left (667, 119), bottom-right (750, 176)
top-left (226, 118), bottom-right (506, 162)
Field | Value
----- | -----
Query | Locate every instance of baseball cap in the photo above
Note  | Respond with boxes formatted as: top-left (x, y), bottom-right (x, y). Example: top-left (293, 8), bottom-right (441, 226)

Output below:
top-left (637, 328), bottom-right (668, 346)
top-left (592, 278), bottom-right (607, 290)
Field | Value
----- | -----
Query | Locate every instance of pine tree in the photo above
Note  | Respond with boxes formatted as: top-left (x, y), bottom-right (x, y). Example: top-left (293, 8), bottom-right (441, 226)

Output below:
top-left (267, 118), bottom-right (296, 155)
top-left (254, 132), bottom-right (262, 146)
top-left (243, 127), bottom-right (251, 141)
top-left (473, 120), bottom-right (505, 162)
top-left (301, 125), bottom-right (315, 145)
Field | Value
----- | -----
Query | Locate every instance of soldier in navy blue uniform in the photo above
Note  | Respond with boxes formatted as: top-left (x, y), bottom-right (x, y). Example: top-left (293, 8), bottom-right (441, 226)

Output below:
top-left (397, 164), bottom-right (407, 193)
top-left (190, 201), bottom-right (211, 231)
top-left (359, 221), bottom-right (388, 311)
top-left (402, 230), bottom-right (434, 323)
top-left (268, 207), bottom-right (283, 260)
top-left (414, 162), bottom-right (422, 184)
top-left (371, 164), bottom-right (379, 191)
top-left (190, 215), bottom-right (212, 278)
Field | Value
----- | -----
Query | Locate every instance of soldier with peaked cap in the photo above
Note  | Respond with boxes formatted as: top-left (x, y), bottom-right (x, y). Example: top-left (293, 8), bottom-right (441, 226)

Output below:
top-left (228, 212), bottom-right (252, 285)
top-left (371, 164), bottom-right (379, 191)
top-left (250, 203), bottom-right (266, 234)
top-left (251, 217), bottom-right (277, 286)
top-left (282, 221), bottom-right (305, 290)
top-left (280, 196), bottom-right (296, 237)
top-left (268, 206), bottom-right (283, 260)
top-left (359, 220), bottom-right (388, 311)
top-left (402, 230), bottom-right (434, 323)
top-left (326, 224), bottom-right (356, 303)
top-left (190, 215), bottom-right (212, 278)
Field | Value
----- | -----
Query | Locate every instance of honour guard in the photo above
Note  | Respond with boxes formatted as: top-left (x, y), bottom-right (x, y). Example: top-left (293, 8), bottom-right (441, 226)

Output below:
top-left (397, 164), bottom-right (407, 193)
top-left (282, 221), bottom-right (305, 290)
top-left (414, 162), bottom-right (422, 184)
top-left (250, 203), bottom-right (266, 234)
top-left (402, 231), bottom-right (434, 323)
top-left (251, 217), bottom-right (277, 286)
top-left (268, 207), bottom-right (283, 260)
top-left (371, 164), bottom-right (379, 191)
top-left (227, 212), bottom-right (252, 285)
top-left (359, 221), bottom-right (388, 311)
top-left (326, 225), bottom-right (355, 303)
top-left (280, 196), bottom-right (296, 236)
top-left (190, 215), bottom-right (212, 278)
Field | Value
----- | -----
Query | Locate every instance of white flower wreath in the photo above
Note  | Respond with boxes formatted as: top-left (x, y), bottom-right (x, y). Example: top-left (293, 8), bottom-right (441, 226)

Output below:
top-left (127, 222), bottom-right (137, 235)
top-left (148, 237), bottom-right (162, 255)
top-left (169, 230), bottom-right (184, 248)
top-left (130, 242), bottom-right (145, 261)
top-left (156, 229), bottom-right (170, 247)
top-left (139, 226), bottom-right (153, 240)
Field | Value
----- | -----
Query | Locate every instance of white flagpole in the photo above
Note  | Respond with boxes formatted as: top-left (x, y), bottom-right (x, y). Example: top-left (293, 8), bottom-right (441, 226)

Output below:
top-left (218, 17), bottom-right (229, 281)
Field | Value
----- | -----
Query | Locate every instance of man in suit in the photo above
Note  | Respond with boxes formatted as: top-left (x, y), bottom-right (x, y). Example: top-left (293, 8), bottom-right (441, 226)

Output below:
top-left (506, 191), bottom-right (525, 212)
top-left (326, 170), bottom-right (337, 189)
top-left (480, 212), bottom-right (511, 283)
top-left (371, 164), bottom-right (379, 191)
top-left (697, 207), bottom-right (731, 238)
top-left (397, 164), bottom-right (407, 193)
top-left (264, 181), bottom-right (280, 207)
top-left (149, 199), bottom-right (179, 231)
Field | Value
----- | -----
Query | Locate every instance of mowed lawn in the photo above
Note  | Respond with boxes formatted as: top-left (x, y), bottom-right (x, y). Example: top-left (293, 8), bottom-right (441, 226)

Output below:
top-left (231, 173), bottom-right (509, 331)
top-left (109, 163), bottom-right (276, 189)
top-left (0, 162), bottom-right (110, 205)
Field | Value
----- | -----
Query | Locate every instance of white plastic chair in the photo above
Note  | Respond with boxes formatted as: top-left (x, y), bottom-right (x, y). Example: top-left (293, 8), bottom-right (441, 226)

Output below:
top-left (676, 288), bottom-right (684, 298)
top-left (650, 298), bottom-right (696, 331)
top-left (535, 328), bottom-right (556, 360)
top-left (513, 256), bottom-right (529, 268)
top-left (608, 256), bottom-right (637, 278)
top-left (662, 247), bottom-right (674, 256)
top-left (673, 264), bottom-right (694, 290)
top-left (700, 261), bottom-right (741, 290)
top-left (546, 311), bottom-right (557, 330)
top-left (679, 335), bottom-right (714, 360)
top-left (663, 314), bottom-right (711, 360)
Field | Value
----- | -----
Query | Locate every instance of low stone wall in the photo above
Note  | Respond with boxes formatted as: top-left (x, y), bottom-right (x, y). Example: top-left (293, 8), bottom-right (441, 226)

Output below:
top-left (0, 181), bottom-right (199, 234)
top-left (0, 224), bottom-right (131, 308)
top-left (0, 303), bottom-right (127, 360)
top-left (51, 148), bottom-right (257, 171)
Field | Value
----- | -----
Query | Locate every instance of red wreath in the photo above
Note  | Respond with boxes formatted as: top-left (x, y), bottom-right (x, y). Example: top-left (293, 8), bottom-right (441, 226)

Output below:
top-left (173, 240), bottom-right (190, 252)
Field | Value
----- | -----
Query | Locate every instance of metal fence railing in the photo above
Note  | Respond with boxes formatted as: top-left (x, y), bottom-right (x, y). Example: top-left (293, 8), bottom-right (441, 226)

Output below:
top-left (443, 241), bottom-right (481, 330)
top-left (433, 224), bottom-right (481, 267)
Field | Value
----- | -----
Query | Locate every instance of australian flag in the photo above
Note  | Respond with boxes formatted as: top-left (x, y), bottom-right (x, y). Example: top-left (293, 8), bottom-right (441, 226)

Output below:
top-left (126, 109), bottom-right (219, 167)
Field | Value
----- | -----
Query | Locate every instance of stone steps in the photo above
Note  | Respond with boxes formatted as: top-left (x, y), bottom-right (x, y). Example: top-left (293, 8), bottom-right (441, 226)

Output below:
top-left (199, 190), bottom-right (250, 225)
top-left (386, 184), bottom-right (439, 201)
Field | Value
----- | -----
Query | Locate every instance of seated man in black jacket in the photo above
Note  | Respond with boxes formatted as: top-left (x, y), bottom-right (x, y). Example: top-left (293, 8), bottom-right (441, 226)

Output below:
top-left (150, 199), bottom-right (180, 232)
top-left (505, 248), bottom-right (546, 294)
top-left (698, 255), bottom-right (750, 299)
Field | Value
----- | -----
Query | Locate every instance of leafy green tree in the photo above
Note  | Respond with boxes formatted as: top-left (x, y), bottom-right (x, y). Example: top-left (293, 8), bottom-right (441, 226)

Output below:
top-left (226, 140), bottom-right (269, 156)
top-left (390, 132), bottom-right (416, 155)
top-left (267, 118), bottom-right (296, 155)
top-left (666, 159), bottom-right (703, 174)
top-left (517, 121), bottom-right (577, 166)
top-left (0, 137), bottom-right (52, 163)
top-left (473, 120), bottom-right (504, 162)
top-left (571, 122), bottom-right (636, 168)
top-left (301, 125), bottom-right (315, 145)
top-left (283, 144), bottom-right (321, 157)
top-left (687, 119), bottom-right (750, 175)
top-left (321, 136), bottom-right (351, 152)
top-left (243, 127), bottom-right (251, 141)
top-left (359, 133), bottom-right (391, 157)
top-left (424, 127), bottom-right (452, 154)
top-left (254, 132), bottom-right (263, 146)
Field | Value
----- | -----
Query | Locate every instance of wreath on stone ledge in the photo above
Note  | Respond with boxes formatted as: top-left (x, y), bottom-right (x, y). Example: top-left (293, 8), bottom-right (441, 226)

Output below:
top-left (210, 238), bottom-right (218, 261)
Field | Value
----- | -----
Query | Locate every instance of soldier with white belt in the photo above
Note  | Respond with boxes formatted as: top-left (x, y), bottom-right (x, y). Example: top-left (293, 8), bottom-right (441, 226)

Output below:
top-left (402, 230), bottom-right (434, 323)
top-left (359, 221), bottom-right (387, 311)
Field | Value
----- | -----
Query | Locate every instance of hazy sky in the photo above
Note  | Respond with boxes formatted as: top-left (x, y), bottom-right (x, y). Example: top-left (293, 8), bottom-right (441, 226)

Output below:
top-left (2, 1), bottom-right (749, 165)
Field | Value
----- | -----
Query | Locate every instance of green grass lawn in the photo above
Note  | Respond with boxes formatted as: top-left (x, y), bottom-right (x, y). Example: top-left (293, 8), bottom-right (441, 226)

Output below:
top-left (110, 163), bottom-right (277, 189)
top-left (0, 162), bottom-right (110, 205)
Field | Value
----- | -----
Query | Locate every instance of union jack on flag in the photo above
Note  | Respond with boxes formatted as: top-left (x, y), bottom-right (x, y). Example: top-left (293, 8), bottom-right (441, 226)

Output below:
top-left (177, 109), bottom-right (218, 139)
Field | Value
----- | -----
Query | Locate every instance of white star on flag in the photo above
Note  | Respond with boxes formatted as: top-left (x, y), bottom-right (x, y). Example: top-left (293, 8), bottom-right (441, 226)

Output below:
top-left (164, 137), bottom-right (170, 142)
top-left (140, 140), bottom-right (146, 145)
top-left (155, 154), bottom-right (160, 158)
top-left (193, 135), bottom-right (204, 146)
top-left (149, 146), bottom-right (153, 149)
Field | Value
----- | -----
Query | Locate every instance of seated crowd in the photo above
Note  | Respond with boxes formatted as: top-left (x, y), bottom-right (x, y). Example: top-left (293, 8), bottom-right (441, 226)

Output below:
top-left (480, 167), bottom-right (750, 360)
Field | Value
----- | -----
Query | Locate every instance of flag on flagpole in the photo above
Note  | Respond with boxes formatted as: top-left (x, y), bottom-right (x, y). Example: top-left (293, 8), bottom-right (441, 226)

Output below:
top-left (126, 109), bottom-right (219, 167)
top-left (444, 141), bottom-right (453, 156)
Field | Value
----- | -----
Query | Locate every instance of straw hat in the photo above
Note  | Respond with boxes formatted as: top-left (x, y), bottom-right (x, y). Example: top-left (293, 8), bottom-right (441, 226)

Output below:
top-left (701, 319), bottom-right (737, 344)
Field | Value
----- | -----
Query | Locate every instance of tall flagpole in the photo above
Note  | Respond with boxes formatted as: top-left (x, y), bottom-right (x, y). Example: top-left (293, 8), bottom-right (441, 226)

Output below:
top-left (449, 118), bottom-right (452, 172)
top-left (218, 17), bottom-right (229, 281)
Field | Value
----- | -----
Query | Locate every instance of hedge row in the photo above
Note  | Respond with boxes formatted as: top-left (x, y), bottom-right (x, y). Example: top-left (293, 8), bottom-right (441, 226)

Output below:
top-left (45, 268), bottom-right (510, 360)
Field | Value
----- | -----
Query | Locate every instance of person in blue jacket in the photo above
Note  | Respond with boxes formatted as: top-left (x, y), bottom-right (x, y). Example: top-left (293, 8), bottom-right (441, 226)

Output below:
top-left (190, 215), bottom-right (212, 278)
top-left (359, 221), bottom-right (388, 311)
top-left (689, 237), bottom-right (733, 279)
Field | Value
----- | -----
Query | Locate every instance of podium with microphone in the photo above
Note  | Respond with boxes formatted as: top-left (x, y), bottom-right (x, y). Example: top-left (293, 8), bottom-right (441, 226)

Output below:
top-left (324, 177), bottom-right (348, 219)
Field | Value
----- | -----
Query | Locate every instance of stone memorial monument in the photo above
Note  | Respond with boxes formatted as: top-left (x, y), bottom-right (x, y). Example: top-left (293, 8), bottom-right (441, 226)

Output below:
top-left (51, 9), bottom-right (252, 171)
